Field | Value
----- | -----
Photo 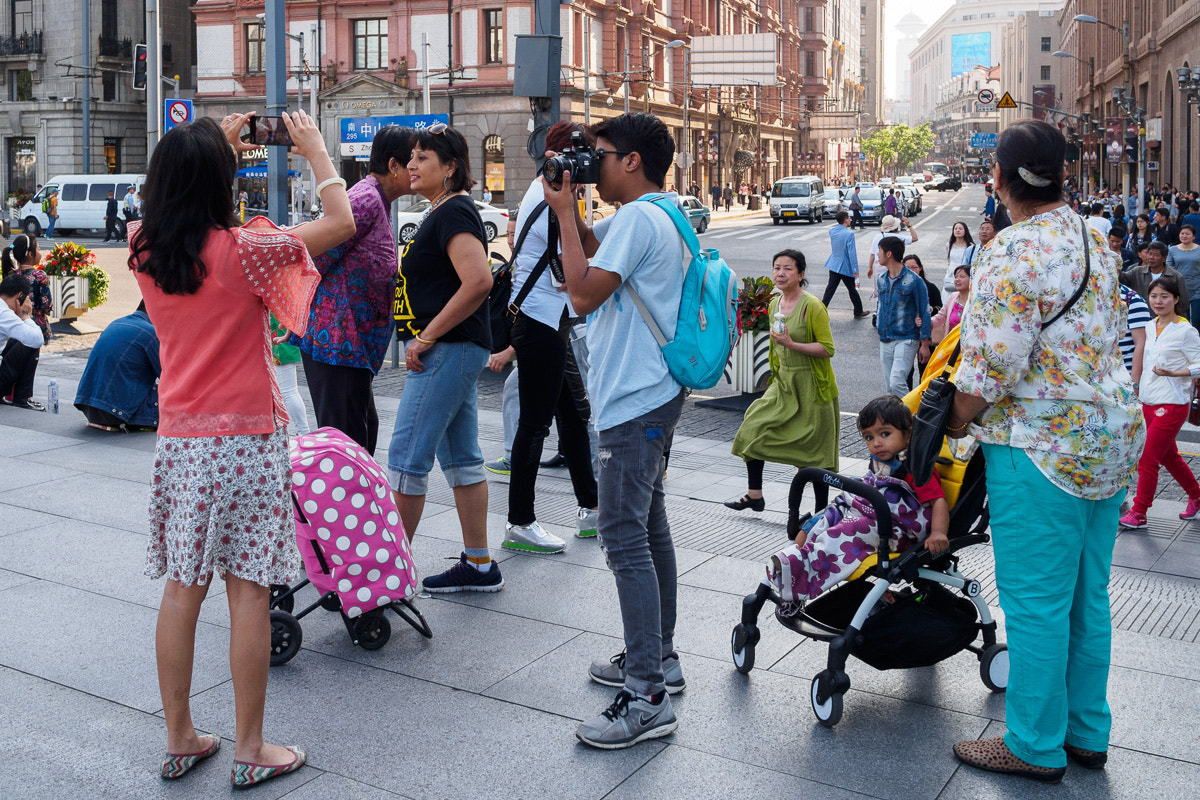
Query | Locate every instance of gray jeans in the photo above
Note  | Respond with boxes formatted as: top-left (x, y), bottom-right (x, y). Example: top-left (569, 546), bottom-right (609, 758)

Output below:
top-left (879, 338), bottom-right (920, 398)
top-left (596, 389), bottom-right (686, 696)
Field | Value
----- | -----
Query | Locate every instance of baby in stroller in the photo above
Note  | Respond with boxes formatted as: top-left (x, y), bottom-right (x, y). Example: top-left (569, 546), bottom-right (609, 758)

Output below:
top-left (767, 396), bottom-right (950, 615)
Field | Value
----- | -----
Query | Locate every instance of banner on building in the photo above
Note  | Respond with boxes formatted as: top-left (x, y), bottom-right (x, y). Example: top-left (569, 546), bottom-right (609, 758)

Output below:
top-left (951, 33), bottom-right (991, 78)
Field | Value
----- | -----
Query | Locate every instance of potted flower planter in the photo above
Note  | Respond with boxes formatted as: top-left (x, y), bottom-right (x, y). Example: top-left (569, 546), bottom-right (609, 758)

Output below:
top-left (725, 330), bottom-right (772, 393)
top-left (49, 275), bottom-right (90, 318)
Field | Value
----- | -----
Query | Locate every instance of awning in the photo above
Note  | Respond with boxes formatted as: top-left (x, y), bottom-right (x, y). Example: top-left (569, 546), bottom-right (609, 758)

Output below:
top-left (236, 167), bottom-right (300, 178)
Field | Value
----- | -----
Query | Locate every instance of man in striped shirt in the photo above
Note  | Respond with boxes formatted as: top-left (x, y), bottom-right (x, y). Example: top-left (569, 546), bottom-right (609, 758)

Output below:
top-left (1117, 283), bottom-right (1150, 397)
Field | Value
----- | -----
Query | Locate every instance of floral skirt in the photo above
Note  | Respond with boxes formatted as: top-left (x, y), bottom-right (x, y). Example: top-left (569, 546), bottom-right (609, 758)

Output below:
top-left (145, 430), bottom-right (300, 587)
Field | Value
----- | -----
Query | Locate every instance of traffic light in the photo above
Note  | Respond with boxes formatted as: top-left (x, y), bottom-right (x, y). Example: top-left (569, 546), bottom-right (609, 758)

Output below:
top-left (133, 43), bottom-right (147, 90)
top-left (1124, 133), bottom-right (1138, 164)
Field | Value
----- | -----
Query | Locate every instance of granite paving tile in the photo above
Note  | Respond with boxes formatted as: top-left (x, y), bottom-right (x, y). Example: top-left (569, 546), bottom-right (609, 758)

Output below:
top-left (0, 472), bottom-right (151, 534)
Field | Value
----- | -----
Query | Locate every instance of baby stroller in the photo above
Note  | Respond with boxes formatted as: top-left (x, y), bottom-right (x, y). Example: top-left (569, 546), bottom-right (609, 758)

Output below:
top-left (730, 333), bottom-right (1007, 727)
top-left (269, 427), bottom-right (433, 666)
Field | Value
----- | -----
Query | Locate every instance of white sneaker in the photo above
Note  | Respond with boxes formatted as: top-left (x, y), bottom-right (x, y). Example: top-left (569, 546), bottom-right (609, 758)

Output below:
top-left (576, 507), bottom-right (599, 538)
top-left (502, 520), bottom-right (566, 554)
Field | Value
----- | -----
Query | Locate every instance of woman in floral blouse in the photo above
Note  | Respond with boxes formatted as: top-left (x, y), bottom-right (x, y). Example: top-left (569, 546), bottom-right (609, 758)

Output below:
top-left (946, 120), bottom-right (1145, 783)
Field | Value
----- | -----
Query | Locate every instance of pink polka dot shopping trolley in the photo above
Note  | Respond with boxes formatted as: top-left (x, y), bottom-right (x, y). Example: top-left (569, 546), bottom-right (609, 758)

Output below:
top-left (268, 427), bottom-right (433, 665)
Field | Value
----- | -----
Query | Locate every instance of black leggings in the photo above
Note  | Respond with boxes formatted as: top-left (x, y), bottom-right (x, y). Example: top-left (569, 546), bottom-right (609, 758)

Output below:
top-left (0, 338), bottom-right (39, 403)
top-left (509, 313), bottom-right (597, 524)
top-left (742, 458), bottom-right (831, 527)
top-left (301, 353), bottom-right (379, 455)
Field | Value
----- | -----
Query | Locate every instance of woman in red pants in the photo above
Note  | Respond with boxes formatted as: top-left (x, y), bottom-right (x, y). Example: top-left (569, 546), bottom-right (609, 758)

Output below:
top-left (1121, 275), bottom-right (1200, 528)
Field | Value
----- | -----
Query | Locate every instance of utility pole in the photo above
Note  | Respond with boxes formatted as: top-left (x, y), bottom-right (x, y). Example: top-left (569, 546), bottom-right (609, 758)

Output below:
top-left (145, 0), bottom-right (161, 159)
top-left (265, 0), bottom-right (287, 225)
top-left (82, 0), bottom-right (90, 172)
top-left (513, 0), bottom-right (562, 164)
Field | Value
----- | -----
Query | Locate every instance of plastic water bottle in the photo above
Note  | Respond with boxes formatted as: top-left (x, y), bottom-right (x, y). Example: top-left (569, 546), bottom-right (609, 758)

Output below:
top-left (771, 312), bottom-right (788, 335)
top-left (47, 380), bottom-right (59, 414)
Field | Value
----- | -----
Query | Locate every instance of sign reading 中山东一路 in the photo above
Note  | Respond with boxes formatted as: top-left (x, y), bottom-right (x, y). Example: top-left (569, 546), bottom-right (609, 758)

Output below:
top-left (339, 114), bottom-right (449, 157)
top-left (970, 132), bottom-right (998, 149)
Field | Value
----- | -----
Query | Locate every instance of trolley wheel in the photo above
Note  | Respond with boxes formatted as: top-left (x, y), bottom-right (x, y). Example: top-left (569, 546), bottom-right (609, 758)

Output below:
top-left (731, 623), bottom-right (759, 674)
top-left (811, 673), bottom-right (844, 727)
top-left (353, 610), bottom-right (392, 651)
top-left (980, 643), bottom-right (1009, 692)
top-left (320, 592), bottom-right (343, 612)
top-left (269, 583), bottom-right (294, 614)
top-left (269, 609), bottom-right (302, 666)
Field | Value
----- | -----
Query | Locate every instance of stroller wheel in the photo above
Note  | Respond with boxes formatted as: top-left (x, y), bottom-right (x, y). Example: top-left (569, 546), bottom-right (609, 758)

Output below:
top-left (353, 610), bottom-right (392, 651)
top-left (810, 673), bottom-right (844, 727)
top-left (319, 592), bottom-right (343, 612)
top-left (269, 610), bottom-right (303, 666)
top-left (731, 623), bottom-right (759, 674)
top-left (980, 644), bottom-right (1009, 692)
top-left (269, 584), bottom-right (295, 614)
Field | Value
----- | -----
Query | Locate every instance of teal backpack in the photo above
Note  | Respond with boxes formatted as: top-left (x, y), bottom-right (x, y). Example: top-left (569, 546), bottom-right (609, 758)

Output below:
top-left (626, 194), bottom-right (738, 390)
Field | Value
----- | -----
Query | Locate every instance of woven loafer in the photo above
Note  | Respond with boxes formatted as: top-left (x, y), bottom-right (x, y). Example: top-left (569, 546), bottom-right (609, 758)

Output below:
top-left (1065, 743), bottom-right (1108, 770)
top-left (231, 745), bottom-right (306, 789)
top-left (160, 735), bottom-right (221, 780)
top-left (953, 737), bottom-right (1065, 784)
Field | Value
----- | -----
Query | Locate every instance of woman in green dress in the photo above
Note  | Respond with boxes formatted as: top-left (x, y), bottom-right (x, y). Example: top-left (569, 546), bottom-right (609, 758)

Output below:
top-left (724, 249), bottom-right (840, 528)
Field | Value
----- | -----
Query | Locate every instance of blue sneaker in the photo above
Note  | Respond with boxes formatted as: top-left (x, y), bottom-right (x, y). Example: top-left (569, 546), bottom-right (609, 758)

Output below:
top-left (422, 553), bottom-right (504, 593)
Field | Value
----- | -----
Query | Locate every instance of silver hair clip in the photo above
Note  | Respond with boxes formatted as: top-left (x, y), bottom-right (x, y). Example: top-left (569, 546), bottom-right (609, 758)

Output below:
top-left (1018, 167), bottom-right (1051, 187)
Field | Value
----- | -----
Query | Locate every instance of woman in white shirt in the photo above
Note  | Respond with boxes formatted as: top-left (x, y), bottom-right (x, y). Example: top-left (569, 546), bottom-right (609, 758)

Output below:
top-left (943, 221), bottom-right (977, 292)
top-left (1120, 275), bottom-right (1200, 528)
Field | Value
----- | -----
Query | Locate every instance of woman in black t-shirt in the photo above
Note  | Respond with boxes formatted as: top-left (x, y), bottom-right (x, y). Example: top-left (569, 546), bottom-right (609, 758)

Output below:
top-left (388, 124), bottom-right (499, 593)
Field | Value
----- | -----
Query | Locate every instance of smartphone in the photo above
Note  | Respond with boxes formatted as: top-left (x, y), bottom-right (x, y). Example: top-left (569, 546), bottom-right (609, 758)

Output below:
top-left (249, 115), bottom-right (293, 147)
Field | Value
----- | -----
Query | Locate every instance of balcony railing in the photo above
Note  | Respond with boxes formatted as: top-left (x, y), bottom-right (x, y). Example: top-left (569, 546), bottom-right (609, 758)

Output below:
top-left (0, 31), bottom-right (43, 57)
top-left (98, 36), bottom-right (132, 59)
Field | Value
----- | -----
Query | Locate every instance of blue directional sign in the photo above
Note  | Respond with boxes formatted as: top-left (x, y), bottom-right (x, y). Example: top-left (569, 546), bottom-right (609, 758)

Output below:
top-left (339, 114), bottom-right (449, 144)
top-left (970, 132), bottom-right (998, 149)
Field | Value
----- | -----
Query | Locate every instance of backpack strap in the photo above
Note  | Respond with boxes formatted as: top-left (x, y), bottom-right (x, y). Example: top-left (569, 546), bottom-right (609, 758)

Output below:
top-left (507, 209), bottom-right (556, 321)
top-left (500, 200), bottom-right (548, 276)
top-left (624, 195), bottom-right (698, 347)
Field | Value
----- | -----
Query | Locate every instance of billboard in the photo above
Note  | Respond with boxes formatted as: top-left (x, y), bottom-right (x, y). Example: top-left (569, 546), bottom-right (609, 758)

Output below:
top-left (690, 34), bottom-right (780, 87)
top-left (950, 32), bottom-right (991, 77)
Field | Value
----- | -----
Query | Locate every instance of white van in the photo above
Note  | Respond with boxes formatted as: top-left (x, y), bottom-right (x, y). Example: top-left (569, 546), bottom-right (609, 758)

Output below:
top-left (769, 176), bottom-right (825, 225)
top-left (20, 174), bottom-right (145, 236)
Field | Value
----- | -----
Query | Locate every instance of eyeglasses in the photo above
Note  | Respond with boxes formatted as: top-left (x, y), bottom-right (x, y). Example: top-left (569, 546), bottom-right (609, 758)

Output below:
top-left (596, 149), bottom-right (633, 160)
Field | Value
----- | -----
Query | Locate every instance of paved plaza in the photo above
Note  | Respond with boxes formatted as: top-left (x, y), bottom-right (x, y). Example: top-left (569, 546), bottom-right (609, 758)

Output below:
top-left (2, 348), bottom-right (1200, 799)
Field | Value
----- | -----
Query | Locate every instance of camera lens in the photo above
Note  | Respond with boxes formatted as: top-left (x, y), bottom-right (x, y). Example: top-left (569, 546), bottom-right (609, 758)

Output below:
top-left (542, 155), bottom-right (567, 183)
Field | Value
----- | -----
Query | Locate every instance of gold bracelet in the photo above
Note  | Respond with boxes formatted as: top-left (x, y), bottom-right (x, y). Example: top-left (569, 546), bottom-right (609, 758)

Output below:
top-left (414, 334), bottom-right (436, 345)
top-left (946, 420), bottom-right (970, 434)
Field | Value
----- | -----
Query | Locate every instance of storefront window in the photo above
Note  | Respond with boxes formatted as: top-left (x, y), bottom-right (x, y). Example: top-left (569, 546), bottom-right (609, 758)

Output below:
top-left (7, 136), bottom-right (36, 195)
top-left (483, 134), bottom-right (504, 205)
top-left (104, 138), bottom-right (121, 173)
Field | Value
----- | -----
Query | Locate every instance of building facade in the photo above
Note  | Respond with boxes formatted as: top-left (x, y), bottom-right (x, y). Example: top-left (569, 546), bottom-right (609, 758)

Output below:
top-left (909, 0), bottom-right (1064, 127)
top-left (1, 0), bottom-right (195, 203)
top-left (860, 0), bottom-right (885, 130)
top-left (929, 63), bottom-right (1000, 173)
top-left (997, 10), bottom-right (1064, 132)
top-left (192, 1), bottom-right (867, 206)
top-left (1058, 0), bottom-right (1200, 194)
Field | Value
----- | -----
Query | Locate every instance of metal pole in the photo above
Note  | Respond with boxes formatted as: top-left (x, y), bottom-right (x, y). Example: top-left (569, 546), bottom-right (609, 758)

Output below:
top-left (624, 49), bottom-right (629, 114)
top-left (145, 0), bottom-right (160, 159)
top-left (82, 0), bottom-right (90, 172)
top-left (583, 15), bottom-right (593, 226)
top-left (421, 33), bottom-right (430, 114)
top-left (681, 48), bottom-right (689, 190)
top-left (265, 0), bottom-right (286, 225)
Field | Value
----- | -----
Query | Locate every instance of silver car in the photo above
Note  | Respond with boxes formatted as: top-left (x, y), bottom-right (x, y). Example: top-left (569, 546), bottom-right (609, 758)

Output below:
top-left (822, 187), bottom-right (845, 219)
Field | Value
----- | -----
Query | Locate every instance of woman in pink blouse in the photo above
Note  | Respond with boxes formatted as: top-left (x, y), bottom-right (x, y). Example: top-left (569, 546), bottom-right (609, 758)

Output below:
top-left (931, 264), bottom-right (970, 344)
top-left (130, 111), bottom-right (355, 788)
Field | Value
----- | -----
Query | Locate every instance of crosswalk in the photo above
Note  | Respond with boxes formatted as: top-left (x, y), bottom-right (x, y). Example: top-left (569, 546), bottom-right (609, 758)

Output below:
top-left (699, 202), bottom-right (982, 242)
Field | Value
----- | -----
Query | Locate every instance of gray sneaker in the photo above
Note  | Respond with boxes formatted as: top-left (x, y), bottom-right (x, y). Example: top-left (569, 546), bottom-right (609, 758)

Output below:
top-left (502, 520), bottom-right (566, 554)
top-left (484, 456), bottom-right (512, 476)
top-left (576, 507), bottom-right (599, 538)
top-left (588, 649), bottom-right (686, 695)
top-left (576, 690), bottom-right (677, 749)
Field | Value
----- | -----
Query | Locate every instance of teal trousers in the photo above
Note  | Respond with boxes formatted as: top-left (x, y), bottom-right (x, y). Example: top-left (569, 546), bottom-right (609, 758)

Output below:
top-left (982, 444), bottom-right (1120, 768)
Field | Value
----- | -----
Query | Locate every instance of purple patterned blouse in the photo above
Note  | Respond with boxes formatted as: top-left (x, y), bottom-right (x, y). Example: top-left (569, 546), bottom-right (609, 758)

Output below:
top-left (292, 175), bottom-right (396, 373)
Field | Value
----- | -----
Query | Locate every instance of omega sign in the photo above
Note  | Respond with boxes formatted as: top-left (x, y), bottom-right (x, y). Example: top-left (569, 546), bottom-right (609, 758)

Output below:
top-left (325, 99), bottom-right (392, 111)
top-left (484, 135), bottom-right (503, 154)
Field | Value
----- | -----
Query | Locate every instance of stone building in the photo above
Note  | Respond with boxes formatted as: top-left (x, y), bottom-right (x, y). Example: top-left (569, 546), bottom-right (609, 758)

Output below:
top-left (192, 0), bottom-right (864, 206)
top-left (0, 0), bottom-right (195, 201)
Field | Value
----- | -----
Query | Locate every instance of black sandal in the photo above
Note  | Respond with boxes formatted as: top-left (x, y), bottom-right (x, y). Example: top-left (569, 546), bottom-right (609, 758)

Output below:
top-left (724, 494), bottom-right (766, 512)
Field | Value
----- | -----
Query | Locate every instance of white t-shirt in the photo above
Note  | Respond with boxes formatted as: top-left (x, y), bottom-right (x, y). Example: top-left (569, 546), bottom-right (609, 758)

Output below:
top-left (1087, 215), bottom-right (1113, 238)
top-left (870, 230), bottom-right (914, 269)
top-left (944, 243), bottom-right (977, 292)
top-left (509, 178), bottom-right (576, 330)
top-left (587, 200), bottom-right (684, 430)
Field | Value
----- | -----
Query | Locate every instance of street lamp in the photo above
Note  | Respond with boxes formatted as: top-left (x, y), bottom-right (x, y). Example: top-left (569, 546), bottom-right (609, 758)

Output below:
top-left (1178, 65), bottom-right (1200, 186)
top-left (1074, 13), bottom-right (1140, 213)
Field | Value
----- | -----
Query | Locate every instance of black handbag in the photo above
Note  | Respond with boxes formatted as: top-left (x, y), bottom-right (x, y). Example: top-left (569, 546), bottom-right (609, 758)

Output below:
top-left (907, 218), bottom-right (1094, 485)
top-left (486, 201), bottom-right (549, 353)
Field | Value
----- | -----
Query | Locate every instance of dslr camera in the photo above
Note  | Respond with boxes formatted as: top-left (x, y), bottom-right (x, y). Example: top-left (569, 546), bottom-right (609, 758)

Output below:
top-left (542, 131), bottom-right (599, 185)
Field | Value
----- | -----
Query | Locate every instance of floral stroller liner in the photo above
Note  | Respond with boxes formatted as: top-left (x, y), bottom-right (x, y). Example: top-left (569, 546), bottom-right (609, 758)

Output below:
top-left (269, 427), bottom-right (432, 665)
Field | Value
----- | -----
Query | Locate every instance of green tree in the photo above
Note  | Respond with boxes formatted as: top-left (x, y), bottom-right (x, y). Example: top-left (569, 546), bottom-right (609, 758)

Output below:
top-left (861, 124), bottom-right (937, 175)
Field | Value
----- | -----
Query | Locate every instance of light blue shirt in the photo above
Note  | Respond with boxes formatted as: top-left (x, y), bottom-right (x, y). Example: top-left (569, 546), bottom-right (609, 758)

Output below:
top-left (587, 201), bottom-right (684, 430)
top-left (824, 223), bottom-right (859, 277)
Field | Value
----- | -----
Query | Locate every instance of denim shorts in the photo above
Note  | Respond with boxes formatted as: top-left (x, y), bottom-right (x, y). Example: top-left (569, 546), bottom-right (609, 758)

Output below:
top-left (387, 340), bottom-right (489, 494)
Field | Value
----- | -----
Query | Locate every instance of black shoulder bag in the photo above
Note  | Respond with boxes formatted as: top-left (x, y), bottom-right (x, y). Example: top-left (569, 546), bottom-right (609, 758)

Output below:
top-left (487, 200), bottom-right (551, 353)
top-left (907, 218), bottom-right (1093, 484)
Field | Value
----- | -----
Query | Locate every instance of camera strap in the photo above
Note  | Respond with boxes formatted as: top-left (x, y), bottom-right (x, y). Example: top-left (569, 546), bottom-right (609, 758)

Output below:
top-left (505, 202), bottom-right (556, 323)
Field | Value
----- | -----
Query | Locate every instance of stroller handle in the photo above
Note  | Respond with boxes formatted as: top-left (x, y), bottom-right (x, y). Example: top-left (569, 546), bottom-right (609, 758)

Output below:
top-left (794, 467), bottom-right (896, 567)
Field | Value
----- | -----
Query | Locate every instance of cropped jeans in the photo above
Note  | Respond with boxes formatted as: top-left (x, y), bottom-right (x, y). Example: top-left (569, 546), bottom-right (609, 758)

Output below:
top-left (596, 390), bottom-right (685, 696)
top-left (387, 340), bottom-right (488, 495)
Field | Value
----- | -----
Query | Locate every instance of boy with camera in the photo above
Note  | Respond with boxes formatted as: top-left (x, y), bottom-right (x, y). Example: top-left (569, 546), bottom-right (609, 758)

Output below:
top-left (542, 112), bottom-right (687, 749)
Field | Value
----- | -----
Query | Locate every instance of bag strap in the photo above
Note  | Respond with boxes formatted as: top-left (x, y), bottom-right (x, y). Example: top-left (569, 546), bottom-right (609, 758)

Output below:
top-left (501, 200), bottom-right (548, 275)
top-left (1044, 219), bottom-right (1092, 328)
top-left (624, 195), bottom-right (697, 347)
top-left (504, 201), bottom-right (554, 316)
